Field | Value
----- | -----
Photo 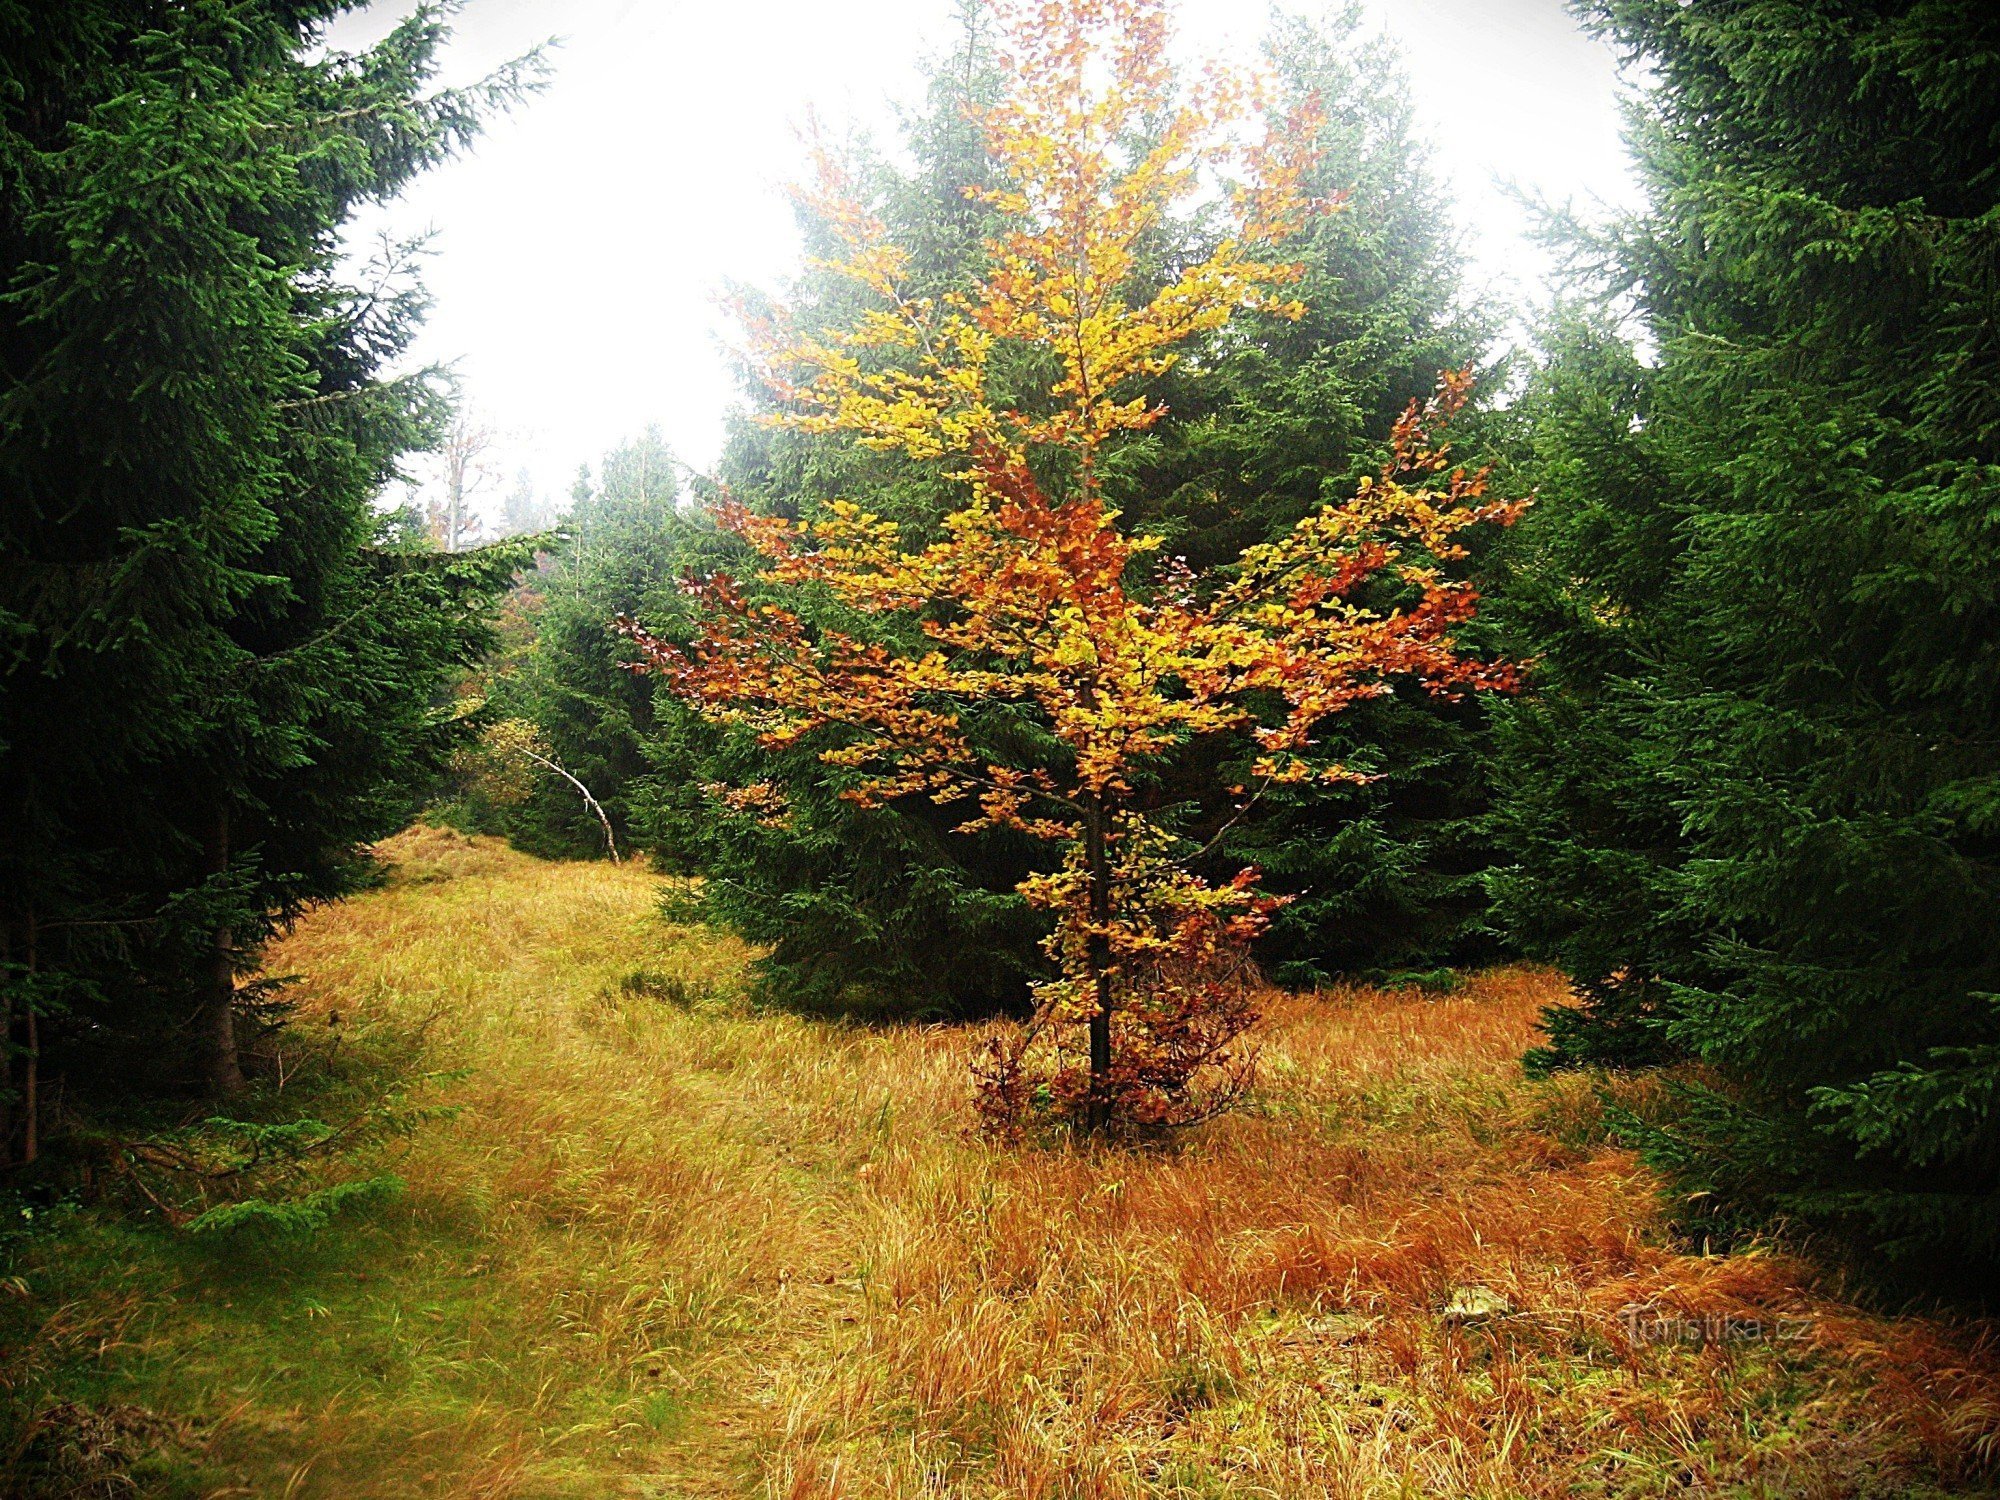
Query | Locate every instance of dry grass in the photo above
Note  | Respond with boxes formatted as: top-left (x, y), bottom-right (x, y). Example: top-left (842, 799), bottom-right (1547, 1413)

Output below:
top-left (6, 825), bottom-right (1997, 1498)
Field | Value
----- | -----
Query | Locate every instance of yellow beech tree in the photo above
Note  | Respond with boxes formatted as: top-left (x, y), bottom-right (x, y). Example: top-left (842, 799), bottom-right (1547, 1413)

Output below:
top-left (625, 0), bottom-right (1524, 1132)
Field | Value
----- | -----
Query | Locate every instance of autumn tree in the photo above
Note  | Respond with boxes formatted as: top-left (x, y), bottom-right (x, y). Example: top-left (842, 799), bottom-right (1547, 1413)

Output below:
top-left (428, 408), bottom-right (500, 552)
top-left (643, 7), bottom-right (1044, 1021)
top-left (628, 0), bottom-right (1521, 1131)
top-left (1126, 9), bottom-right (1511, 985)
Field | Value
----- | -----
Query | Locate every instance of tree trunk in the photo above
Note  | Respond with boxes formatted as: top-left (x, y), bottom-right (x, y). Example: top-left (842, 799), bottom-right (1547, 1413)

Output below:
top-left (1085, 799), bottom-right (1114, 1132)
top-left (21, 914), bottom-right (36, 1166)
top-left (198, 804), bottom-right (246, 1097)
top-left (0, 917), bottom-right (41, 1168)
top-left (447, 462), bottom-right (465, 552)
top-left (1, 923), bottom-right (13, 1167)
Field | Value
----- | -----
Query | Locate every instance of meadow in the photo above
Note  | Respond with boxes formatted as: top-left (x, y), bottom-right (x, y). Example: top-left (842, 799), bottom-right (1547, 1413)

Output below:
top-left (4, 826), bottom-right (1996, 1498)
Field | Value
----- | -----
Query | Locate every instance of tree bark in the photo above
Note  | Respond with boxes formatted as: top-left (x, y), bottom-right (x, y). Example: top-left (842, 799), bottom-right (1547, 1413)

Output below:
top-left (1085, 799), bottom-right (1114, 1132)
top-left (198, 804), bottom-right (246, 1097)
top-left (21, 914), bottom-right (36, 1166)
top-left (1, 923), bottom-right (13, 1167)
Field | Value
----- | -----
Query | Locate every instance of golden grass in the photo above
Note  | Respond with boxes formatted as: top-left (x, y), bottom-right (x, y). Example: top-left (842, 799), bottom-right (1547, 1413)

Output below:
top-left (8, 825), bottom-right (1997, 1498)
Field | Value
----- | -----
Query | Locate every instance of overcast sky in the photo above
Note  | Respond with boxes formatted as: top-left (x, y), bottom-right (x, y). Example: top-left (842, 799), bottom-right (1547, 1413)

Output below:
top-left (326, 0), bottom-right (1642, 517)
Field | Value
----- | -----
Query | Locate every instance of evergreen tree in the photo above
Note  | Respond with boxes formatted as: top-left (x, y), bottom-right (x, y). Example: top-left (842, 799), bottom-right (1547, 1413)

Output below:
top-left (1490, 0), bottom-right (2000, 1275)
top-left (471, 429), bottom-right (713, 860)
top-left (624, 4), bottom-right (1056, 1019)
top-left (0, 0), bottom-right (538, 1127)
top-left (1119, 8), bottom-right (1507, 983)
top-left (624, 4), bottom-right (1499, 1015)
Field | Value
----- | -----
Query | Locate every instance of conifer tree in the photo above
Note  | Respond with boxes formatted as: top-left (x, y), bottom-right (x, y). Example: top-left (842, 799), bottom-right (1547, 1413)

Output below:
top-left (466, 429), bottom-right (717, 860)
top-left (1122, 9), bottom-right (1507, 983)
top-left (627, 2), bottom-right (1500, 1015)
top-left (1491, 0), bottom-right (2000, 1273)
top-left (0, 1), bottom-right (538, 1125)
top-left (627, 3), bottom-right (1056, 1018)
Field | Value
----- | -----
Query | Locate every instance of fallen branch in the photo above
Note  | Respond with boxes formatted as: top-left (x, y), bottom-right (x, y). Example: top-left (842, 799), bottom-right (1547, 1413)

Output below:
top-left (519, 747), bottom-right (620, 863)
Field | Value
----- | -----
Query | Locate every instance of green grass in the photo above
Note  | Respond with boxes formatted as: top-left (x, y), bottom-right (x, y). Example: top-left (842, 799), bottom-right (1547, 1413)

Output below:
top-left (4, 825), bottom-right (1996, 1498)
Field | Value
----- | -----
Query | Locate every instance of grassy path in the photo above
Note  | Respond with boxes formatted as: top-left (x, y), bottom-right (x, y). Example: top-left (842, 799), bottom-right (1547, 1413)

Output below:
top-left (4, 827), bottom-right (1997, 1497)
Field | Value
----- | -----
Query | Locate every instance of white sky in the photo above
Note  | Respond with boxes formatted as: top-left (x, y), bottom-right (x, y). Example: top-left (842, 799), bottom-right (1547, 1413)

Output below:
top-left (327, 0), bottom-right (1643, 517)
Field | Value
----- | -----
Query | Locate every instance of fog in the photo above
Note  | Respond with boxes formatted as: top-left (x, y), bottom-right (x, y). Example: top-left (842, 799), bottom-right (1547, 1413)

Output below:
top-left (326, 0), bottom-right (1641, 516)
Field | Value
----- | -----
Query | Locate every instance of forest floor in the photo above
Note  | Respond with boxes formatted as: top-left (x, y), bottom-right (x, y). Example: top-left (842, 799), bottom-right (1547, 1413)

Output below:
top-left (4, 826), bottom-right (1998, 1498)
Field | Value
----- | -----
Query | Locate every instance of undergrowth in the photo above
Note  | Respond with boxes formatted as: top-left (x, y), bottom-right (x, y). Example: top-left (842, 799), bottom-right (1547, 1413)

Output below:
top-left (2, 825), bottom-right (1995, 1498)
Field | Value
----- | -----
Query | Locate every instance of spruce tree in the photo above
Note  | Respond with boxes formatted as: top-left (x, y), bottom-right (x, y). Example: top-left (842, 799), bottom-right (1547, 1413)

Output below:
top-left (467, 429), bottom-right (717, 860)
top-left (0, 1), bottom-right (538, 1126)
top-left (620, 5), bottom-right (1500, 1014)
top-left (622, 4), bottom-right (1057, 1019)
top-left (1490, 0), bottom-right (2000, 1274)
top-left (1120, 9), bottom-right (1506, 983)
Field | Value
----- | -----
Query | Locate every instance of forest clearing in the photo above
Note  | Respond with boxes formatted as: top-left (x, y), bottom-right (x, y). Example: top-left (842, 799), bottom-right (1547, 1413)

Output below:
top-left (7, 0), bottom-right (1999, 1490)
top-left (5, 825), bottom-right (1996, 1498)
